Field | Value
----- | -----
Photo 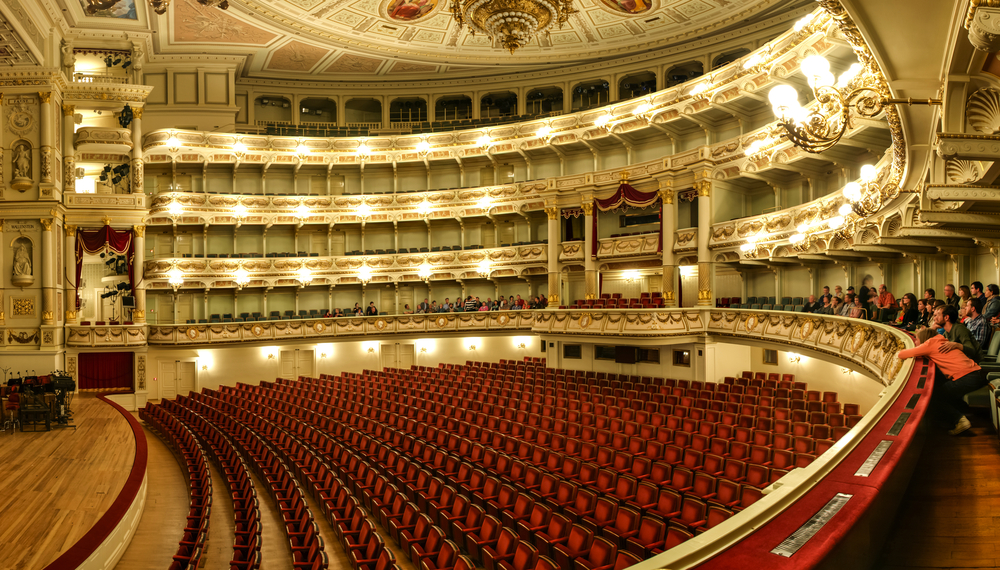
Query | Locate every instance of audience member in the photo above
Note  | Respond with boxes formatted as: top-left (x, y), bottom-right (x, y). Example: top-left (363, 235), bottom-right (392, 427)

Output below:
top-left (898, 327), bottom-right (988, 435)
top-left (838, 294), bottom-right (853, 317)
top-left (915, 299), bottom-right (931, 328)
top-left (820, 286), bottom-right (832, 304)
top-left (834, 285), bottom-right (843, 299)
top-left (464, 296), bottom-right (477, 312)
top-left (943, 284), bottom-right (960, 308)
top-left (892, 293), bottom-right (919, 329)
top-left (972, 281), bottom-right (987, 302)
top-left (417, 298), bottom-right (430, 313)
top-left (403, 304), bottom-right (413, 315)
top-left (802, 294), bottom-right (823, 313)
top-left (333, 308), bottom-right (345, 318)
top-left (924, 288), bottom-right (936, 301)
top-left (959, 285), bottom-right (972, 305)
top-left (353, 302), bottom-right (363, 316)
top-left (983, 284), bottom-right (1000, 327)
top-left (366, 301), bottom-right (378, 316)
top-left (933, 304), bottom-right (982, 362)
top-left (877, 284), bottom-right (897, 320)
top-left (817, 297), bottom-right (834, 315)
top-left (965, 298), bottom-right (989, 348)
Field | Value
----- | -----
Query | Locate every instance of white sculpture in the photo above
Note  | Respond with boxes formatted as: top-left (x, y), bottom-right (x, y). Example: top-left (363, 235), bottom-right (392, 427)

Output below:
top-left (10, 142), bottom-right (32, 192)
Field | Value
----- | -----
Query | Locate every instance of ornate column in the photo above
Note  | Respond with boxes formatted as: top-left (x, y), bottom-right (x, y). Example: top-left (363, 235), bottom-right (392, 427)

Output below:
top-left (41, 218), bottom-right (55, 324)
top-left (131, 108), bottom-right (144, 194)
top-left (695, 174), bottom-right (714, 306)
top-left (62, 104), bottom-right (76, 193)
top-left (545, 205), bottom-right (561, 306)
top-left (659, 181), bottom-right (677, 306)
top-left (64, 224), bottom-right (78, 323)
top-left (133, 225), bottom-right (146, 322)
top-left (38, 92), bottom-right (54, 189)
top-left (583, 200), bottom-right (597, 300)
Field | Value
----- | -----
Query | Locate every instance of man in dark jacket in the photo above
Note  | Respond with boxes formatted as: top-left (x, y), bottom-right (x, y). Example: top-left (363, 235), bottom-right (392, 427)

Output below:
top-left (802, 295), bottom-right (823, 313)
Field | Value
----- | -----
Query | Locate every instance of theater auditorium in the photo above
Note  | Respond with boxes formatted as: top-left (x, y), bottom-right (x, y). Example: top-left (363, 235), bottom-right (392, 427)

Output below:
top-left (2, 0), bottom-right (999, 568)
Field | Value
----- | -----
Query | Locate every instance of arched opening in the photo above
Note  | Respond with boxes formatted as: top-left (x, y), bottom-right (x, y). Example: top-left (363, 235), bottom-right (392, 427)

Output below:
top-left (389, 97), bottom-right (428, 125)
top-left (435, 96), bottom-right (473, 122)
top-left (480, 91), bottom-right (518, 119)
top-left (255, 96), bottom-right (292, 126)
top-left (345, 98), bottom-right (382, 127)
top-left (712, 48), bottom-right (751, 69)
top-left (571, 80), bottom-right (610, 111)
top-left (299, 98), bottom-right (337, 125)
top-left (525, 86), bottom-right (564, 116)
top-left (618, 72), bottom-right (657, 100)
top-left (665, 61), bottom-right (704, 87)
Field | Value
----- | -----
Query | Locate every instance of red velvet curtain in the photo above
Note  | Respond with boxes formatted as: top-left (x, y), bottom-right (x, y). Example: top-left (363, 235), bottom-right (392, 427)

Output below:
top-left (592, 182), bottom-right (663, 256)
top-left (75, 226), bottom-right (135, 309)
top-left (78, 352), bottom-right (134, 391)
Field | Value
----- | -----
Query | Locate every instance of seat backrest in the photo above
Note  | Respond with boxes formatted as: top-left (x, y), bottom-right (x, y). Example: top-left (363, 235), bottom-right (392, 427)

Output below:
top-left (495, 528), bottom-right (519, 556)
top-left (478, 515), bottom-right (502, 541)
top-left (586, 537), bottom-right (618, 566)
top-left (612, 552), bottom-right (643, 570)
top-left (665, 526), bottom-right (693, 549)
top-left (527, 503), bottom-right (552, 527)
top-left (454, 555), bottom-right (477, 570)
top-left (544, 513), bottom-right (571, 540)
top-left (592, 497), bottom-right (617, 522)
top-left (511, 541), bottom-right (540, 570)
top-left (611, 506), bottom-right (640, 533)
top-left (566, 525), bottom-right (594, 551)
top-left (425, 526), bottom-right (446, 552)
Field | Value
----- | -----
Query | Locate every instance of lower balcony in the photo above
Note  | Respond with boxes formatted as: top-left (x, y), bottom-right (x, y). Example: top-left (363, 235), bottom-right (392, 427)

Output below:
top-left (67, 323), bottom-right (148, 347)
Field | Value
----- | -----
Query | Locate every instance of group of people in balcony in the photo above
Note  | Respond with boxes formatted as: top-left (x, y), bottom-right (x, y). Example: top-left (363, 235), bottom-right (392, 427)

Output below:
top-left (314, 293), bottom-right (550, 318)
top-left (407, 294), bottom-right (548, 314)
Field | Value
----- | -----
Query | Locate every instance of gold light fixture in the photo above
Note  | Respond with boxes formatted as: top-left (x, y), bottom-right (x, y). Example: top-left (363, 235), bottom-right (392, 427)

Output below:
top-left (418, 261), bottom-right (433, 281)
top-left (358, 265), bottom-right (372, 285)
top-left (297, 267), bottom-right (314, 286)
top-left (451, 0), bottom-right (575, 54)
top-left (167, 267), bottom-right (184, 291)
top-left (234, 267), bottom-right (251, 289)
top-left (477, 260), bottom-right (492, 277)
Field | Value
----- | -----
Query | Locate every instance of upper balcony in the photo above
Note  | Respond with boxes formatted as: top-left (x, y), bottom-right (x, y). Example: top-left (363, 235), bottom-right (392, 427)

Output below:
top-left (75, 127), bottom-right (133, 154)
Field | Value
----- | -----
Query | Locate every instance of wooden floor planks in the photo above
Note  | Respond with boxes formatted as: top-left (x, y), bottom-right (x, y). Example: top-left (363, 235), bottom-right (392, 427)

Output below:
top-left (0, 395), bottom-right (134, 570)
top-left (877, 409), bottom-right (1000, 569)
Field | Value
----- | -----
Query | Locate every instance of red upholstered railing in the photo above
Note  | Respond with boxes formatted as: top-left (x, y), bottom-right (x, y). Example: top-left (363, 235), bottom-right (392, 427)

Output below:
top-left (44, 394), bottom-right (149, 570)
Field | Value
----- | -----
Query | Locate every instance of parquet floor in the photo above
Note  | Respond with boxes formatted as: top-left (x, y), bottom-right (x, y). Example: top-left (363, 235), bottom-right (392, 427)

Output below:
top-left (0, 395), bottom-right (134, 570)
top-left (877, 408), bottom-right (1000, 569)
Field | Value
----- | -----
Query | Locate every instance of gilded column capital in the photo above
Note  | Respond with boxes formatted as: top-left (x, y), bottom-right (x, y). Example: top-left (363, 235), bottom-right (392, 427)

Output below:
top-left (658, 188), bottom-right (674, 205)
top-left (134, 224), bottom-right (146, 238)
top-left (544, 206), bottom-right (559, 220)
top-left (695, 179), bottom-right (712, 198)
top-left (65, 224), bottom-right (77, 236)
top-left (133, 108), bottom-right (144, 120)
top-left (38, 91), bottom-right (53, 104)
top-left (62, 104), bottom-right (75, 116)
top-left (40, 218), bottom-right (53, 231)
top-left (581, 202), bottom-right (594, 216)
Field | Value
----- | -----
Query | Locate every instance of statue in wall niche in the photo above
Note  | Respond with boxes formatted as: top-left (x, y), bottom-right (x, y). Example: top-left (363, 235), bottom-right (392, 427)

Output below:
top-left (10, 141), bottom-right (32, 192)
top-left (12, 238), bottom-right (34, 288)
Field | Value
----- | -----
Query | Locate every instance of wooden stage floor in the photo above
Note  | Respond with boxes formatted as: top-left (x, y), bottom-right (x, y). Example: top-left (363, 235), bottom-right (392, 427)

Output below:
top-left (0, 394), bottom-right (135, 570)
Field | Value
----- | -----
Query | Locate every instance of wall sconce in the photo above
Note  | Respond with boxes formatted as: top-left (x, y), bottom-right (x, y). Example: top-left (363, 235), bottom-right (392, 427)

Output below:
top-left (367, 347), bottom-right (375, 354)
top-left (477, 260), bottom-right (492, 278)
top-left (358, 265), bottom-right (372, 285)
top-left (417, 201), bottom-right (431, 216)
top-left (167, 201), bottom-right (184, 219)
top-left (420, 347), bottom-right (427, 353)
top-left (622, 270), bottom-right (640, 283)
top-left (267, 353), bottom-right (275, 359)
top-left (842, 367), bottom-right (852, 374)
top-left (468, 344), bottom-right (477, 351)
top-left (536, 125), bottom-right (553, 140)
top-left (295, 141), bottom-right (311, 159)
top-left (418, 261), bottom-right (432, 281)
top-left (416, 140), bottom-right (431, 155)
top-left (356, 203), bottom-right (373, 219)
top-left (478, 197), bottom-right (492, 212)
top-left (594, 114), bottom-right (612, 130)
top-left (201, 365), bottom-right (208, 371)
top-left (320, 352), bottom-right (328, 359)
top-left (356, 140), bottom-right (371, 158)
top-left (477, 133), bottom-right (492, 148)
top-left (297, 266), bottom-right (314, 286)
top-left (166, 133), bottom-right (181, 153)
top-left (516, 343), bottom-right (526, 349)
top-left (233, 204), bottom-right (248, 219)
top-left (632, 102), bottom-right (653, 122)
top-left (788, 353), bottom-right (802, 363)
top-left (294, 204), bottom-right (310, 220)
top-left (232, 139), bottom-right (247, 159)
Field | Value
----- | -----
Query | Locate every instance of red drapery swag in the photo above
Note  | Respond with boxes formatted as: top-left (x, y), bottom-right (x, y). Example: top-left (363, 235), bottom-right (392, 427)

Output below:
top-left (592, 182), bottom-right (664, 256)
top-left (75, 226), bottom-right (135, 309)
top-left (78, 352), bottom-right (134, 391)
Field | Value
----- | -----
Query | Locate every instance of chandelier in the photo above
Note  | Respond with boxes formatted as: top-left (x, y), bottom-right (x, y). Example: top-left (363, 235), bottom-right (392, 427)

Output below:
top-left (451, 0), bottom-right (576, 54)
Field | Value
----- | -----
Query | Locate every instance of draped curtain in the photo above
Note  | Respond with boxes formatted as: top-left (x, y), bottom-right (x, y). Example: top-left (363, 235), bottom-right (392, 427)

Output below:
top-left (75, 226), bottom-right (135, 309)
top-left (78, 352), bottom-right (134, 391)
top-left (592, 182), bottom-right (664, 256)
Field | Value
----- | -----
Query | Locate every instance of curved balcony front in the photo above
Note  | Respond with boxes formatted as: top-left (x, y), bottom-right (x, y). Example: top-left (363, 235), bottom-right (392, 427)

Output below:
top-left (75, 127), bottom-right (134, 154)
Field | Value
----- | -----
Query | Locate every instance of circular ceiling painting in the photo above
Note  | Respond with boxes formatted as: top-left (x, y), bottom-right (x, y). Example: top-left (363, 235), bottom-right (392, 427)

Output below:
top-left (599, 0), bottom-right (653, 14)
top-left (387, 0), bottom-right (437, 21)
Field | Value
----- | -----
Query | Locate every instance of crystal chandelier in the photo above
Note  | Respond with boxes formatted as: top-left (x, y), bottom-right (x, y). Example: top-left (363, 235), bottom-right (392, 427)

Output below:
top-left (451, 0), bottom-right (576, 54)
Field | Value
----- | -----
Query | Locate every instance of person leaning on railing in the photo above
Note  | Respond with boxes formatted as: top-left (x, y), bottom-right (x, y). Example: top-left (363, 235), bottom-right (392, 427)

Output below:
top-left (898, 326), bottom-right (989, 435)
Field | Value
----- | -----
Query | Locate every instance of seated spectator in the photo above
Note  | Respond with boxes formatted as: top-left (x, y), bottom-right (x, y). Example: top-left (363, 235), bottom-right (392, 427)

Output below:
top-left (834, 285), bottom-right (843, 299)
top-left (353, 303), bottom-right (363, 316)
top-left (464, 296), bottom-right (477, 312)
top-left (333, 308), bottom-right (345, 318)
top-left (915, 299), bottom-right (931, 328)
top-left (943, 284), bottom-right (961, 308)
top-left (959, 285), bottom-right (972, 306)
top-left (802, 294), bottom-right (823, 313)
top-left (430, 301), bottom-right (439, 312)
top-left (924, 288), bottom-right (936, 301)
top-left (515, 294), bottom-right (526, 309)
top-left (892, 293), bottom-right (919, 329)
top-left (817, 297), bottom-right (834, 315)
top-left (877, 284), bottom-right (897, 321)
top-left (417, 298), bottom-right (431, 313)
top-left (498, 297), bottom-right (509, 310)
top-left (820, 285), bottom-right (832, 305)
top-left (965, 298), bottom-right (989, 348)
top-left (837, 294), bottom-right (852, 317)
top-left (539, 294), bottom-right (548, 308)
top-left (933, 304), bottom-right (982, 362)
top-left (850, 295), bottom-right (867, 319)
top-left (972, 281), bottom-right (986, 302)
top-left (366, 302), bottom-right (378, 316)
top-left (322, 310), bottom-right (332, 318)
top-left (478, 301), bottom-right (490, 311)
top-left (984, 284), bottom-right (1000, 327)
top-left (866, 290), bottom-right (880, 321)
top-left (898, 327), bottom-right (988, 435)
top-left (403, 304), bottom-right (413, 315)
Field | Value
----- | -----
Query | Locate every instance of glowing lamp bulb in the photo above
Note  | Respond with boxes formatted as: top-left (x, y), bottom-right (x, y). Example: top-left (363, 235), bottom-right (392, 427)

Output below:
top-left (477, 134), bottom-right (491, 147)
top-left (801, 55), bottom-right (831, 81)
top-left (740, 243), bottom-right (755, 252)
top-left (418, 262), bottom-right (432, 279)
top-left (296, 143), bottom-right (310, 156)
top-left (789, 233), bottom-right (805, 244)
top-left (234, 204), bottom-right (248, 218)
top-left (166, 136), bottom-right (180, 148)
top-left (357, 204), bottom-right (372, 218)
top-left (167, 267), bottom-right (184, 285)
top-left (297, 267), bottom-right (313, 284)
top-left (356, 142), bottom-right (370, 156)
top-left (633, 103), bottom-right (651, 116)
top-left (537, 126), bottom-right (552, 138)
top-left (232, 140), bottom-right (247, 154)
top-left (234, 268), bottom-right (250, 285)
top-left (358, 266), bottom-right (372, 283)
top-left (416, 140), bottom-right (430, 154)
top-left (478, 260), bottom-right (491, 275)
top-left (295, 204), bottom-right (310, 219)
top-left (478, 197), bottom-right (491, 211)
top-left (768, 85), bottom-right (801, 120)
top-left (167, 201), bottom-right (183, 217)
top-left (843, 182), bottom-right (862, 202)
top-left (828, 216), bottom-right (845, 229)
top-left (594, 114), bottom-right (611, 127)
top-left (860, 164), bottom-right (878, 182)
top-left (839, 203), bottom-right (853, 216)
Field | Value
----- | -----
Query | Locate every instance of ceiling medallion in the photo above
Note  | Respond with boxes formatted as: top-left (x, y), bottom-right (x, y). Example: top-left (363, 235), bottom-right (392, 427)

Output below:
top-left (451, 0), bottom-right (576, 53)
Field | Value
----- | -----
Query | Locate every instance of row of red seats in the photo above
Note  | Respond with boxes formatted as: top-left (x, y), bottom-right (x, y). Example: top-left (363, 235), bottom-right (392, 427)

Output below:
top-left (161, 400), bottom-right (262, 569)
top-left (234, 380), bottom-right (672, 570)
top-left (140, 405), bottom-right (212, 570)
top-left (166, 395), bottom-right (329, 570)
top-left (247, 376), bottom-right (753, 556)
